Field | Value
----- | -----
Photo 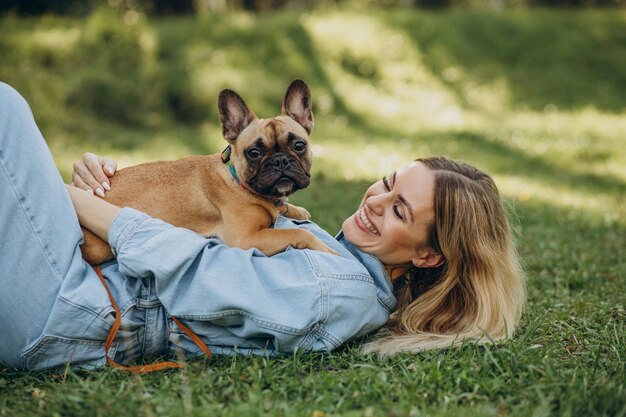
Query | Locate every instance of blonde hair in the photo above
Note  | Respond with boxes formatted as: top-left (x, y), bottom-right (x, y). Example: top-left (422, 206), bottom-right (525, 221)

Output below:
top-left (363, 157), bottom-right (526, 356)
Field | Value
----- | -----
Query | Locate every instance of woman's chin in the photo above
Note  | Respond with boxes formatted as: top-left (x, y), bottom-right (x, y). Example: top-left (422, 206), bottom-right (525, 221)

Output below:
top-left (341, 215), bottom-right (358, 240)
top-left (342, 215), bottom-right (370, 247)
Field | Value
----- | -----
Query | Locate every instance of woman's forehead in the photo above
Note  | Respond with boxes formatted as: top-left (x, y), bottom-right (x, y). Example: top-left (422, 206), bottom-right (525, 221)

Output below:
top-left (397, 162), bottom-right (434, 191)
top-left (396, 161), bottom-right (435, 222)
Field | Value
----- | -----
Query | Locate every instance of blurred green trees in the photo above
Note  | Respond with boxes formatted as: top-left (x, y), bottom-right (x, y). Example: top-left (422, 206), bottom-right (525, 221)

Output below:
top-left (0, 0), bottom-right (622, 16)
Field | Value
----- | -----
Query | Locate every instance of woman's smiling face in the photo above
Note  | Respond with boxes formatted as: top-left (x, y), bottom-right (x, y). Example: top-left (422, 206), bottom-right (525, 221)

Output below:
top-left (342, 161), bottom-right (437, 268)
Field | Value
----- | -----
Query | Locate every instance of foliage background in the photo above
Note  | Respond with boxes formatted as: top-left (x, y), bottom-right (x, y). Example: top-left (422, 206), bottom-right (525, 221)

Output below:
top-left (0, 2), bottom-right (624, 416)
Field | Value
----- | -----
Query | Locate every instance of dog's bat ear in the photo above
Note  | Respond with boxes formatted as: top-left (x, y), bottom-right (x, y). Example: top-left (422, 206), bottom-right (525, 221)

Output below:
top-left (218, 89), bottom-right (258, 143)
top-left (282, 79), bottom-right (314, 134)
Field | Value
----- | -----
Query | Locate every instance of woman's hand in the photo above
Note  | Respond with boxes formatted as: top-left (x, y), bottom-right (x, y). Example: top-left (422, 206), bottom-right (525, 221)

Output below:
top-left (71, 152), bottom-right (118, 197)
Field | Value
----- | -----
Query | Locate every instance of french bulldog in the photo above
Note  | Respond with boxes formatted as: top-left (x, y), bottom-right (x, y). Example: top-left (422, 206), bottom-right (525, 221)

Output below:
top-left (80, 79), bottom-right (335, 265)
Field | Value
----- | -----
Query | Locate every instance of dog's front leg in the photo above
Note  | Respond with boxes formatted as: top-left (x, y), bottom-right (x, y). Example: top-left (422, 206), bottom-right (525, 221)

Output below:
top-left (221, 208), bottom-right (336, 256)
top-left (80, 228), bottom-right (115, 265)
top-left (283, 203), bottom-right (310, 220)
top-left (225, 227), bottom-right (337, 256)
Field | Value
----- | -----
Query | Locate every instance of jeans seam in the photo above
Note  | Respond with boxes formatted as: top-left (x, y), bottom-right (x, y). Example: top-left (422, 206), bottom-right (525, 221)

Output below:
top-left (173, 310), bottom-right (315, 335)
top-left (313, 326), bottom-right (341, 349)
top-left (139, 278), bottom-right (150, 356)
top-left (0, 154), bottom-right (63, 283)
top-left (58, 295), bottom-right (115, 324)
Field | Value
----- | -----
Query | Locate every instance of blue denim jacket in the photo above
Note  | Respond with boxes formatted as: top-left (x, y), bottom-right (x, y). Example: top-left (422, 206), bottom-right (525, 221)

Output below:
top-left (113, 208), bottom-right (396, 353)
top-left (23, 208), bottom-right (396, 370)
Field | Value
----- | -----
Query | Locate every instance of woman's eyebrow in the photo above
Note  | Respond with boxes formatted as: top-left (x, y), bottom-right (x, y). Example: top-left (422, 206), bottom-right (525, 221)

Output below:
top-left (393, 172), bottom-right (415, 223)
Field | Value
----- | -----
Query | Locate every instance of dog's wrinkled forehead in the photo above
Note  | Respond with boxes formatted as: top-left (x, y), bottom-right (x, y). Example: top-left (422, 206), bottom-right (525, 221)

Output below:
top-left (246, 116), bottom-right (309, 149)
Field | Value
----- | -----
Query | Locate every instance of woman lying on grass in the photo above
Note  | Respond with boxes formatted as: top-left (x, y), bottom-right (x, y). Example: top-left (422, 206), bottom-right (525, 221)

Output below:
top-left (0, 82), bottom-right (525, 371)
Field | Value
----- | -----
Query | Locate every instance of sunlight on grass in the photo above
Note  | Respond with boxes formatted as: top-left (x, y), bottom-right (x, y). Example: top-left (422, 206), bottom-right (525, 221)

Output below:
top-left (313, 140), bottom-right (420, 180)
top-left (138, 29), bottom-right (158, 64)
top-left (505, 109), bottom-right (626, 181)
top-left (51, 123), bottom-right (224, 179)
top-left (27, 27), bottom-right (81, 51)
top-left (303, 13), bottom-right (472, 132)
top-left (496, 175), bottom-right (624, 224)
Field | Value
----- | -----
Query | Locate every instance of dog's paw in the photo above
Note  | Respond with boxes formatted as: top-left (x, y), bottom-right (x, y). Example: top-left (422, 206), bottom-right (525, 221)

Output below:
top-left (306, 238), bottom-right (339, 256)
top-left (285, 204), bottom-right (311, 220)
top-left (320, 246), bottom-right (339, 256)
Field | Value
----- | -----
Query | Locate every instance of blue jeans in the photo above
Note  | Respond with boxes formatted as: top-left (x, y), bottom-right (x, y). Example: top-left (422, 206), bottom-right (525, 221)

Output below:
top-left (0, 82), bottom-right (81, 365)
top-left (0, 83), bottom-right (123, 369)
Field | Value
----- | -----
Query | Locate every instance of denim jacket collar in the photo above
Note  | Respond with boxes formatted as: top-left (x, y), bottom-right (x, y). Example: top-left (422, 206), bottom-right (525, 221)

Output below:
top-left (335, 231), bottom-right (397, 312)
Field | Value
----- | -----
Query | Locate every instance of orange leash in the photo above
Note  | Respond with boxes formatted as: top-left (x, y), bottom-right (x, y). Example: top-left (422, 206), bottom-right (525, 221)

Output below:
top-left (94, 265), bottom-right (212, 373)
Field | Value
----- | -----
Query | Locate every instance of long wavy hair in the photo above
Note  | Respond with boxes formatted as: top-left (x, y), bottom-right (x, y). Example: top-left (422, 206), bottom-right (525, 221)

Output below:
top-left (363, 157), bottom-right (526, 355)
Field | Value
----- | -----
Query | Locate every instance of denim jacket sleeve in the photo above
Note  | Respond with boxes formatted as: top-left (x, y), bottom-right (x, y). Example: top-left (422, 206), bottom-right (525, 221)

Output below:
top-left (108, 208), bottom-right (391, 353)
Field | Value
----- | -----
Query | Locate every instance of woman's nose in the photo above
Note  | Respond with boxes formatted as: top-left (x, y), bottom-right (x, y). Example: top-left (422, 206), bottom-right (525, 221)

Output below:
top-left (365, 193), bottom-right (389, 216)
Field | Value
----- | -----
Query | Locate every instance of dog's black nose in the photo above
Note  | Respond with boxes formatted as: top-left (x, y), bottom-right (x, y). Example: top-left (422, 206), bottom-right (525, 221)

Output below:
top-left (271, 154), bottom-right (291, 170)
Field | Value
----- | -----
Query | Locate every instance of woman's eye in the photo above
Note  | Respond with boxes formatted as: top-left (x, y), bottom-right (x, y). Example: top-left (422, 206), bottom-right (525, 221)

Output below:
top-left (293, 141), bottom-right (307, 152)
top-left (393, 204), bottom-right (403, 220)
top-left (382, 176), bottom-right (391, 191)
top-left (247, 148), bottom-right (262, 159)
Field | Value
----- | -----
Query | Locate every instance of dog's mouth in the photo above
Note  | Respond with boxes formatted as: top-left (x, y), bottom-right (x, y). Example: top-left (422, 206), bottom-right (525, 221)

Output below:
top-left (248, 174), bottom-right (309, 199)
top-left (274, 178), bottom-right (294, 196)
top-left (247, 160), bottom-right (311, 199)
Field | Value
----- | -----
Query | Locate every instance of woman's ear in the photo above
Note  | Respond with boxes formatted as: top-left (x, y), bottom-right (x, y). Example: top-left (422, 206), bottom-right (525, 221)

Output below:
top-left (412, 249), bottom-right (443, 269)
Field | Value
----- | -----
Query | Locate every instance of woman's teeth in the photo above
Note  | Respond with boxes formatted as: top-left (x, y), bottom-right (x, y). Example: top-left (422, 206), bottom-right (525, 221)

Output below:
top-left (359, 209), bottom-right (378, 235)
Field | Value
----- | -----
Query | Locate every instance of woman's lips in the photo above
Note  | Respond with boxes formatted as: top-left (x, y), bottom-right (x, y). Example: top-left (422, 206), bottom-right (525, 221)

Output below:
top-left (357, 208), bottom-right (379, 235)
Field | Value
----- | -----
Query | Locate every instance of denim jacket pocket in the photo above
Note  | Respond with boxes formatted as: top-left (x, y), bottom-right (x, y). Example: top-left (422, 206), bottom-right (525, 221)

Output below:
top-left (21, 334), bottom-right (117, 371)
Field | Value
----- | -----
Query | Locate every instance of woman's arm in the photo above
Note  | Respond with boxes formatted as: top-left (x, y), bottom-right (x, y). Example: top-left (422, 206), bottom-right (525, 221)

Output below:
top-left (105, 208), bottom-right (388, 353)
top-left (66, 185), bottom-right (121, 240)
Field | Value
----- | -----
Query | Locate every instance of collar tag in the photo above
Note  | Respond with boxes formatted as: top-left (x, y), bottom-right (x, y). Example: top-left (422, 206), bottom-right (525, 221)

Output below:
top-left (221, 145), bottom-right (232, 163)
top-left (221, 145), bottom-right (240, 185)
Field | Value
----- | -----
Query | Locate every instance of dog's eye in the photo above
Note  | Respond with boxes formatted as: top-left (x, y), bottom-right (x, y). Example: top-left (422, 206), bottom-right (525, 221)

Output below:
top-left (247, 148), bottom-right (262, 159)
top-left (293, 141), bottom-right (307, 152)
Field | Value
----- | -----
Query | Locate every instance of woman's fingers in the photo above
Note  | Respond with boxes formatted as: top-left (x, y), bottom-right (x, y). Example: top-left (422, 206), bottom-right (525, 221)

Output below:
top-left (72, 153), bottom-right (118, 196)
top-left (70, 172), bottom-right (94, 194)
top-left (101, 158), bottom-right (117, 178)
top-left (72, 161), bottom-right (103, 196)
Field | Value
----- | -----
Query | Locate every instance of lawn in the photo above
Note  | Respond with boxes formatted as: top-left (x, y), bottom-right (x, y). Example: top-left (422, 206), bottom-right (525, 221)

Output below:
top-left (0, 6), bottom-right (624, 417)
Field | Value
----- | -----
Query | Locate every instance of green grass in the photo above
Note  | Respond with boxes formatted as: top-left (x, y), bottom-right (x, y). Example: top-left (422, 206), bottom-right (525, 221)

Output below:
top-left (1, 6), bottom-right (625, 417)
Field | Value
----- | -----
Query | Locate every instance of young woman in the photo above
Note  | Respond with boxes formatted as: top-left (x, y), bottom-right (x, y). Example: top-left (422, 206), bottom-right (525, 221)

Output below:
top-left (0, 82), bottom-right (525, 371)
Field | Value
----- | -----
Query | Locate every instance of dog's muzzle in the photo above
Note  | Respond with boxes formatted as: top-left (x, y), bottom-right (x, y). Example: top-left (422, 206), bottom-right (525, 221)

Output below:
top-left (250, 153), bottom-right (310, 197)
